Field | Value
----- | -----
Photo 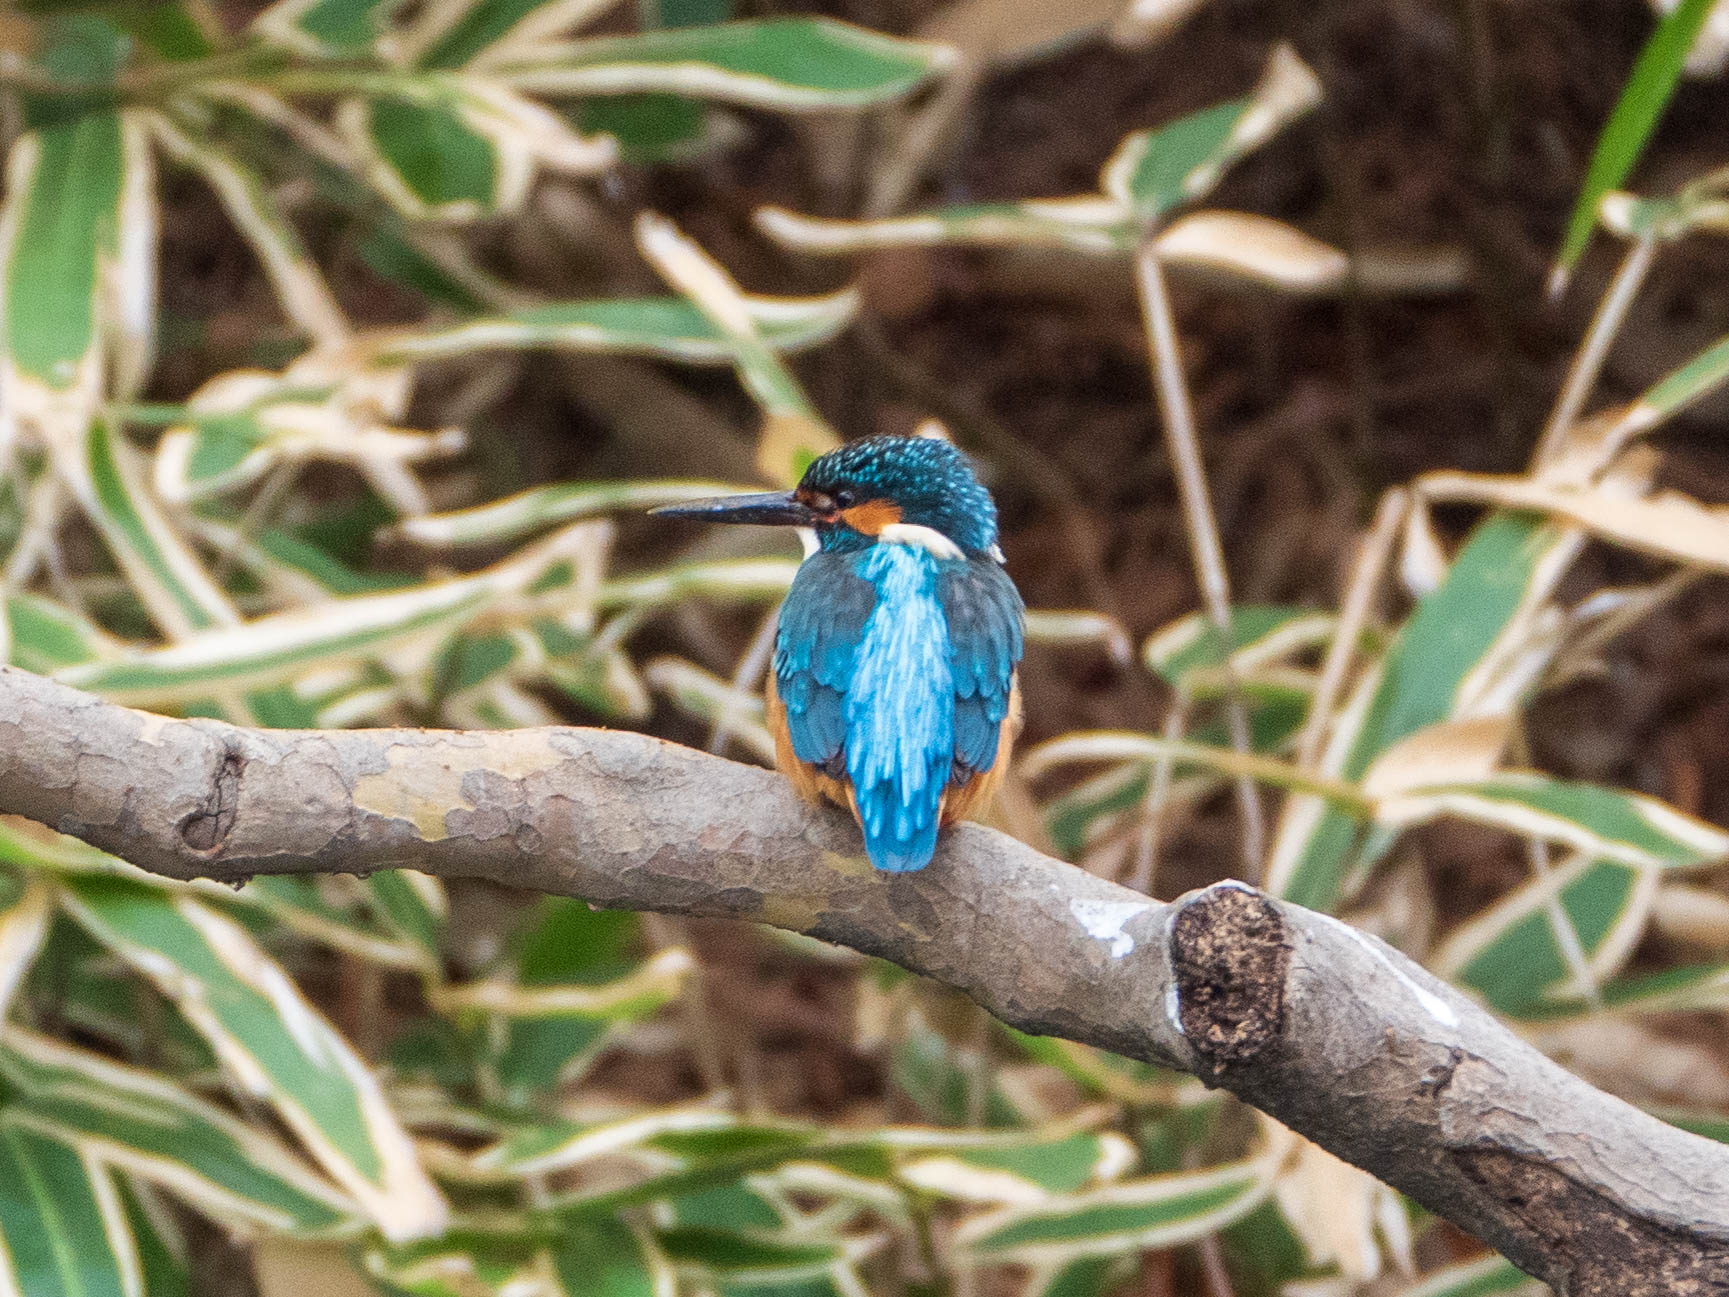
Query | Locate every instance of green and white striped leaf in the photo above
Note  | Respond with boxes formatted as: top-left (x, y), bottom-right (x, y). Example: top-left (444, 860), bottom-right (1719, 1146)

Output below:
top-left (1387, 1255), bottom-right (1544, 1297)
top-left (441, 946), bottom-right (690, 1029)
top-left (364, 1229), bottom-right (544, 1297)
top-left (1267, 513), bottom-right (1580, 913)
top-left (1618, 329), bottom-right (1729, 441)
top-left (634, 213), bottom-right (836, 483)
top-left (341, 81), bottom-right (613, 222)
top-left (899, 1131), bottom-right (1138, 1204)
top-left (952, 1152), bottom-right (1278, 1266)
top-left (1433, 854), bottom-right (1656, 1016)
top-left (500, 19), bottom-right (956, 110)
top-left (476, 1105), bottom-right (743, 1177)
top-left (551, 1217), bottom-right (674, 1297)
top-left (59, 419), bottom-right (237, 639)
top-left (0, 881), bottom-right (50, 1023)
top-left (374, 290), bottom-right (857, 370)
top-left (1100, 45), bottom-right (1319, 219)
top-left (409, 0), bottom-right (623, 69)
top-left (643, 656), bottom-right (775, 763)
top-left (252, 0), bottom-right (406, 55)
top-left (0, 105), bottom-right (152, 454)
top-left (58, 875), bottom-right (448, 1241)
top-left (55, 521), bottom-right (605, 705)
top-left (5, 594), bottom-right (117, 673)
top-left (1143, 604), bottom-right (1333, 688)
top-left (218, 876), bottom-right (437, 972)
top-left (0, 1126), bottom-right (140, 1297)
top-left (147, 114), bottom-right (348, 349)
top-left (0, 1029), bottom-right (358, 1236)
top-left (598, 558), bottom-right (799, 613)
top-left (1381, 773), bottom-right (1729, 871)
top-left (656, 1227), bottom-right (850, 1289)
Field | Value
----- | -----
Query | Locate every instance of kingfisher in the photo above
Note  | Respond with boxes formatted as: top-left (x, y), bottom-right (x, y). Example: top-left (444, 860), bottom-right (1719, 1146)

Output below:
top-left (653, 436), bottom-right (1024, 872)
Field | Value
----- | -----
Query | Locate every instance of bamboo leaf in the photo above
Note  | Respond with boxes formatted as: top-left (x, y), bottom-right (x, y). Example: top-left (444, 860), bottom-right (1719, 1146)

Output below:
top-left (1099, 45), bottom-right (1319, 220)
top-left (1432, 854), bottom-right (1654, 1016)
top-left (252, 0), bottom-right (407, 54)
top-left (1381, 773), bottom-right (1729, 872)
top-left (1554, 0), bottom-right (1716, 279)
top-left (1142, 605), bottom-right (1332, 687)
top-left (500, 19), bottom-right (956, 110)
top-left (551, 1217), bottom-right (673, 1297)
top-left (6, 594), bottom-right (117, 673)
top-left (147, 114), bottom-right (349, 348)
top-left (1387, 1255), bottom-right (1544, 1297)
top-left (58, 419), bottom-right (237, 639)
top-left (952, 1153), bottom-right (1277, 1265)
top-left (899, 1131), bottom-right (1138, 1204)
top-left (1266, 513), bottom-right (1580, 913)
top-left (372, 290), bottom-right (858, 370)
top-left (0, 1030), bottom-right (358, 1236)
top-left (59, 876), bottom-right (448, 1241)
top-left (0, 1126), bottom-right (141, 1297)
top-left (55, 522), bottom-right (604, 705)
top-left (392, 484), bottom-right (750, 553)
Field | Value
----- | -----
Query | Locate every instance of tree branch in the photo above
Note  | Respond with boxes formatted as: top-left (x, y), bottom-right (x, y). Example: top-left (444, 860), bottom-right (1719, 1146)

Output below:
top-left (1, 666), bottom-right (1726, 1294)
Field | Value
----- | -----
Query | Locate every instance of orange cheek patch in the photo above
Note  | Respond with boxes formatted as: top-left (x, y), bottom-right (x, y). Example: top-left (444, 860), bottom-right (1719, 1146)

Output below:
top-left (841, 499), bottom-right (902, 534)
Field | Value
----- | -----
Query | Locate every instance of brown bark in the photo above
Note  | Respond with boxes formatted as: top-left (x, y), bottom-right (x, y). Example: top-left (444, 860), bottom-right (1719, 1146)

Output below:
top-left (1, 665), bottom-right (1726, 1294)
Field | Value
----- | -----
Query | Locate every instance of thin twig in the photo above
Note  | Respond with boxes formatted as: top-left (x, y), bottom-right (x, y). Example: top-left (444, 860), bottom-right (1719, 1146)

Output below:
top-left (1533, 234), bottom-right (1658, 470)
top-left (710, 607), bottom-right (777, 757)
top-left (1295, 488), bottom-right (1409, 771)
top-left (1129, 696), bottom-right (1190, 896)
top-left (1134, 240), bottom-right (1266, 874)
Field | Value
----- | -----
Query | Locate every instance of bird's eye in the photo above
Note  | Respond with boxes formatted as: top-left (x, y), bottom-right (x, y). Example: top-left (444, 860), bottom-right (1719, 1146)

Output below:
top-left (833, 490), bottom-right (855, 508)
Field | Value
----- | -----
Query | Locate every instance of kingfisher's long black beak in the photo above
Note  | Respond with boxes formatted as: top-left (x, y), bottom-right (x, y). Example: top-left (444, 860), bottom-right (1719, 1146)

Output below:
top-left (650, 491), bottom-right (816, 527)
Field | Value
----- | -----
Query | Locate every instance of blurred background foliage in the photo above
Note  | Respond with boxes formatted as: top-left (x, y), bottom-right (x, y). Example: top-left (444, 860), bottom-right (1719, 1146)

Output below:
top-left (1, 0), bottom-right (1729, 1295)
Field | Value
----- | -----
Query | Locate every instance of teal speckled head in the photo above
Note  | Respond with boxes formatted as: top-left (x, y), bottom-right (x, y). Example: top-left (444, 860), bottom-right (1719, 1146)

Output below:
top-left (795, 437), bottom-right (999, 557)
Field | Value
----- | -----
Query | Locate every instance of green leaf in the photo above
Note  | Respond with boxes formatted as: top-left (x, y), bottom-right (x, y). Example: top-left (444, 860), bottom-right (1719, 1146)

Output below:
top-left (502, 19), bottom-right (956, 110)
top-left (0, 1029), bottom-right (357, 1235)
top-left (356, 96), bottom-right (501, 218)
top-left (1267, 513), bottom-right (1578, 913)
top-left (59, 875), bottom-right (447, 1241)
top-left (1555, 0), bottom-right (1716, 276)
top-left (64, 419), bottom-right (236, 639)
top-left (1433, 854), bottom-right (1654, 1016)
top-left (953, 1154), bottom-right (1276, 1265)
top-left (550, 1217), bottom-right (670, 1297)
top-left (1099, 46), bottom-right (1318, 220)
top-left (0, 1125), bottom-right (139, 1297)
top-left (6, 594), bottom-right (116, 672)
top-left (1380, 773), bottom-right (1729, 872)
top-left (374, 290), bottom-right (858, 370)
top-left (393, 479), bottom-right (750, 549)
top-left (1386, 1255), bottom-right (1544, 1297)
top-left (597, 558), bottom-right (799, 614)
top-left (252, 0), bottom-right (407, 55)
top-left (657, 1227), bottom-right (840, 1282)
top-left (0, 109), bottom-right (124, 393)
top-left (1142, 605), bottom-right (1332, 688)
top-left (899, 1131), bottom-right (1137, 1202)
top-left (56, 522), bottom-right (599, 705)
top-left (890, 1019), bottom-right (1027, 1129)
top-left (1623, 331), bottom-right (1729, 433)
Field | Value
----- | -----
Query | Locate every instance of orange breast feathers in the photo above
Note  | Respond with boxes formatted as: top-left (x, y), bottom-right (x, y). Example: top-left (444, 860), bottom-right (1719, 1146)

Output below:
top-left (764, 674), bottom-right (1021, 828)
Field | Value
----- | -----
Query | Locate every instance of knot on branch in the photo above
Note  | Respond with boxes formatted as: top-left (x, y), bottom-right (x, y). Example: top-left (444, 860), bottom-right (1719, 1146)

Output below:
top-left (1171, 883), bottom-right (1289, 1072)
top-left (179, 745), bottom-right (242, 853)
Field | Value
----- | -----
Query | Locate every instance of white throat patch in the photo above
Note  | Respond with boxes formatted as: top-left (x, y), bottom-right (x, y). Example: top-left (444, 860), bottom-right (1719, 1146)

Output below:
top-left (879, 522), bottom-right (963, 560)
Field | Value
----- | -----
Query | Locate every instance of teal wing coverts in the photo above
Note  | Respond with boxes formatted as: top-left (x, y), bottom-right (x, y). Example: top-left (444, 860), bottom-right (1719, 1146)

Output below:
top-left (774, 547), bottom-right (1024, 872)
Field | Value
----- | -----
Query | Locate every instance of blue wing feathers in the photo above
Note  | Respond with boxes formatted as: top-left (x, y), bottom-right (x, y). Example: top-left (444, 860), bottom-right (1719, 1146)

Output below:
top-left (775, 547), bottom-right (1024, 872)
